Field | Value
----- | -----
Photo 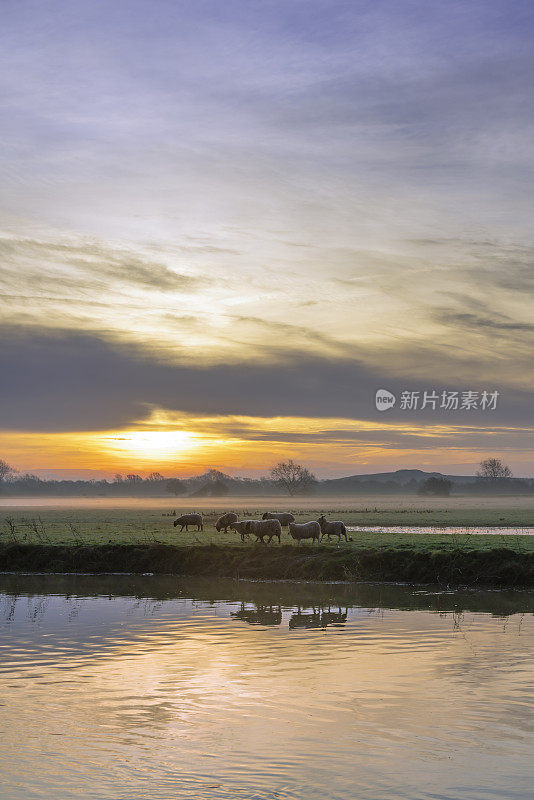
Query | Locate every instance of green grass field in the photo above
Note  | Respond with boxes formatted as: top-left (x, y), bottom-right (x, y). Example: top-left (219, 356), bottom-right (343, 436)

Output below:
top-left (2, 502), bottom-right (534, 555)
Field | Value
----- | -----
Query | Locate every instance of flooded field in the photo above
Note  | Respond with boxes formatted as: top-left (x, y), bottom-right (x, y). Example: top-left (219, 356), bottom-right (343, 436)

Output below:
top-left (0, 575), bottom-right (533, 800)
top-left (349, 525), bottom-right (534, 536)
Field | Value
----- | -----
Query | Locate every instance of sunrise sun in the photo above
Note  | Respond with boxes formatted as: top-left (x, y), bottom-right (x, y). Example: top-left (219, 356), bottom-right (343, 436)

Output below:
top-left (103, 430), bottom-right (200, 461)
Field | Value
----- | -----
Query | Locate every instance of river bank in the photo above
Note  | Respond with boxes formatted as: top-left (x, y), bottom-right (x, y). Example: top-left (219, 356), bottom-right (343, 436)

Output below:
top-left (1, 542), bottom-right (533, 588)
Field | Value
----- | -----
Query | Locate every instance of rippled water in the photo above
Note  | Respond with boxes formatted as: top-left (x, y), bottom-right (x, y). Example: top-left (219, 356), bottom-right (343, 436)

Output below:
top-left (0, 575), bottom-right (533, 800)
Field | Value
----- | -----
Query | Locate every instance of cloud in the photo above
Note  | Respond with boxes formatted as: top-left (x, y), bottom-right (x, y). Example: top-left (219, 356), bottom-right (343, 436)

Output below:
top-left (1, 0), bottom-right (533, 245)
top-left (0, 0), bottom-right (533, 475)
top-left (180, 417), bottom-right (534, 455)
top-left (0, 232), bottom-right (205, 295)
top-left (223, 315), bottom-right (357, 359)
top-left (1, 326), bottom-right (532, 433)
top-left (1, 225), bottom-right (533, 383)
top-left (437, 312), bottom-right (534, 335)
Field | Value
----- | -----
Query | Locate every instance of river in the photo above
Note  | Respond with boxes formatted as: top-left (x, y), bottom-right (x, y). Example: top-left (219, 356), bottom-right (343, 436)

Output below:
top-left (0, 575), bottom-right (532, 799)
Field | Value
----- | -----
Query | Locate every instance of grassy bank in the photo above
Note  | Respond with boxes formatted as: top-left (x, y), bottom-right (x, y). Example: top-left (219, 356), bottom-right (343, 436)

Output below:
top-left (2, 499), bottom-right (534, 587)
top-left (1, 542), bottom-right (534, 588)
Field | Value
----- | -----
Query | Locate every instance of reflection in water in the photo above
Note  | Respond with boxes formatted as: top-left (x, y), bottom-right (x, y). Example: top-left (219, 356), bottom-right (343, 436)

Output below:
top-left (0, 574), bottom-right (533, 800)
top-left (288, 607), bottom-right (348, 629)
top-left (232, 603), bottom-right (283, 626)
top-left (230, 603), bottom-right (348, 629)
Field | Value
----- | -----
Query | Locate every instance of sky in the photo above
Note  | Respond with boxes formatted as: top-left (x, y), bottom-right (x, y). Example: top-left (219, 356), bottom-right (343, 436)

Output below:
top-left (0, 0), bottom-right (533, 478)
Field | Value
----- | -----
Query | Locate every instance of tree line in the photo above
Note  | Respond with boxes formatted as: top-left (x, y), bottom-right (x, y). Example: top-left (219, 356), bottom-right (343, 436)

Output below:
top-left (0, 457), bottom-right (530, 497)
top-left (0, 460), bottom-right (318, 497)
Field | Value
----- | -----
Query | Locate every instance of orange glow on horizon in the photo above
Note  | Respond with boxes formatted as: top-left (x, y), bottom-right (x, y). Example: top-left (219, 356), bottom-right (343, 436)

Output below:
top-left (0, 409), bottom-right (531, 477)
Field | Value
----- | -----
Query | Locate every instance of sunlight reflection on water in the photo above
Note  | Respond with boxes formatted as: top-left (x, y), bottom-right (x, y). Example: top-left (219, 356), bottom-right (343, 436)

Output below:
top-left (0, 575), bottom-right (533, 800)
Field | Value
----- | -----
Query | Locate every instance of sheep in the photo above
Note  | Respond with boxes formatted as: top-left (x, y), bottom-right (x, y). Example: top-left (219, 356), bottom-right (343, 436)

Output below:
top-left (215, 512), bottom-right (239, 533)
top-left (316, 515), bottom-right (349, 542)
top-left (288, 520), bottom-right (321, 546)
top-left (228, 519), bottom-right (255, 542)
top-left (246, 518), bottom-right (282, 544)
top-left (261, 511), bottom-right (295, 527)
top-left (173, 513), bottom-right (203, 532)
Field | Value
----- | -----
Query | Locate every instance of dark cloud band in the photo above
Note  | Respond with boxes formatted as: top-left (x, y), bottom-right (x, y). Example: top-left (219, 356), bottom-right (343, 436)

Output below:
top-left (0, 326), bottom-right (531, 432)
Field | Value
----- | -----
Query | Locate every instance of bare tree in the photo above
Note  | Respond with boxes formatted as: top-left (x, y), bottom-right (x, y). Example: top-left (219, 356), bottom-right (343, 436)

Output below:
top-left (204, 469), bottom-right (228, 482)
top-left (147, 472), bottom-right (165, 482)
top-left (477, 458), bottom-right (512, 480)
top-left (270, 460), bottom-right (317, 496)
top-left (0, 459), bottom-right (13, 482)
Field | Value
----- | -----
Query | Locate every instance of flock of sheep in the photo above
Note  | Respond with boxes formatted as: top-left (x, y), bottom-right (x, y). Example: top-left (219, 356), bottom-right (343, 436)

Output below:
top-left (173, 511), bottom-right (350, 545)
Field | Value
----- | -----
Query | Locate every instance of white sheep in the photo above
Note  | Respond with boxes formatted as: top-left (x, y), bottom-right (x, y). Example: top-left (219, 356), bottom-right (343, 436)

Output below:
top-left (288, 520), bottom-right (321, 546)
top-left (228, 519), bottom-right (254, 542)
top-left (246, 518), bottom-right (282, 544)
top-left (173, 513), bottom-right (203, 531)
top-left (215, 512), bottom-right (239, 533)
top-left (261, 512), bottom-right (295, 527)
top-left (316, 515), bottom-right (348, 542)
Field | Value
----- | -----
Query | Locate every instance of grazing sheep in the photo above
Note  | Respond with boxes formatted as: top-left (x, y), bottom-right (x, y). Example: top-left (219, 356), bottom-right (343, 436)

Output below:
top-left (316, 515), bottom-right (349, 542)
top-left (215, 512), bottom-right (239, 533)
top-left (173, 513), bottom-right (203, 532)
top-left (246, 518), bottom-right (282, 544)
top-left (261, 512), bottom-right (295, 527)
top-left (288, 521), bottom-right (321, 546)
top-left (228, 519), bottom-right (254, 542)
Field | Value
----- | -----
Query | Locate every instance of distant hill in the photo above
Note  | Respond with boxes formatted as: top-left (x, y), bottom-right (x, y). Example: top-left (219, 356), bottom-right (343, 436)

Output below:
top-left (321, 469), bottom-right (480, 491)
top-left (317, 469), bottom-right (533, 496)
